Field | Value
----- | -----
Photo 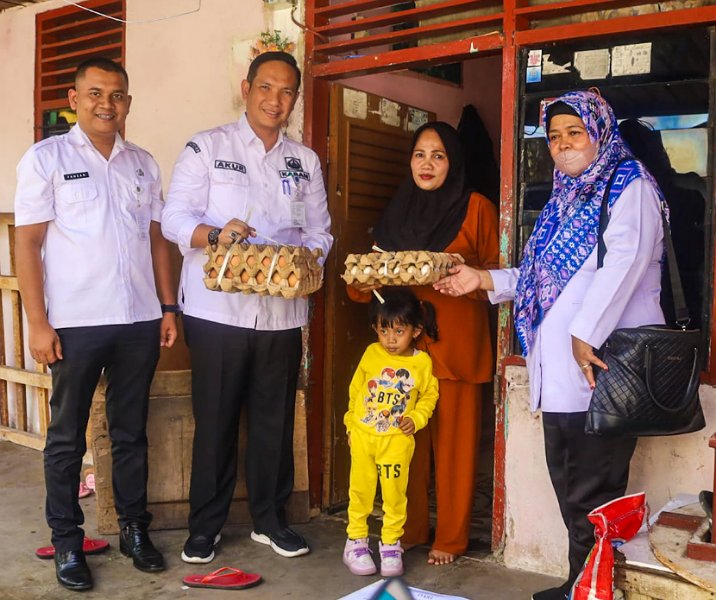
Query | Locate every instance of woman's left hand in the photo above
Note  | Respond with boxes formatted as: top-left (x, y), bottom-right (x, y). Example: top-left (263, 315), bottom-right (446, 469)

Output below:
top-left (571, 335), bottom-right (608, 389)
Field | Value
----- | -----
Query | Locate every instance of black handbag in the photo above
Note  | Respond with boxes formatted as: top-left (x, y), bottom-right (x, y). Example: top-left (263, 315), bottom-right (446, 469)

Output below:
top-left (584, 164), bottom-right (705, 437)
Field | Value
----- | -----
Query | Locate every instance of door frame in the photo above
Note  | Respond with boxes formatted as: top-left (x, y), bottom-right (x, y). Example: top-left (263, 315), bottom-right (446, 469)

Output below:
top-left (302, 0), bottom-right (716, 552)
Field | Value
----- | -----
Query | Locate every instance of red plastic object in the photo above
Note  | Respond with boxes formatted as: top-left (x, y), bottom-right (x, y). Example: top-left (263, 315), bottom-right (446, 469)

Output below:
top-left (183, 566), bottom-right (262, 590)
top-left (35, 537), bottom-right (110, 559)
top-left (570, 492), bottom-right (647, 600)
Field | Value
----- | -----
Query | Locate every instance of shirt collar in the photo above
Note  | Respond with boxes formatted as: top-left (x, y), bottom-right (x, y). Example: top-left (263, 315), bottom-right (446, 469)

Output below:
top-left (67, 124), bottom-right (127, 153)
top-left (238, 113), bottom-right (284, 155)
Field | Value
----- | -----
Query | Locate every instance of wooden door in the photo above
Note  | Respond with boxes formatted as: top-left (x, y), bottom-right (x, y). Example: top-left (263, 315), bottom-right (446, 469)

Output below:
top-left (323, 84), bottom-right (435, 507)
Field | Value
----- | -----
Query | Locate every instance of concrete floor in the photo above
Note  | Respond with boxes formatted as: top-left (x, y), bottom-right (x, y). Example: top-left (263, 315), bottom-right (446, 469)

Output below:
top-left (0, 441), bottom-right (561, 600)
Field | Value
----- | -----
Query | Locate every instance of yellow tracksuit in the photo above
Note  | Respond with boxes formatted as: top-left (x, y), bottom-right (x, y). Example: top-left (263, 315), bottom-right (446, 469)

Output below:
top-left (344, 343), bottom-right (438, 544)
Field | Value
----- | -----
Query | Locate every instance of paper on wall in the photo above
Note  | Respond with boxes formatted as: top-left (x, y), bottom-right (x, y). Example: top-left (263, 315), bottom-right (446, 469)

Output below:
top-left (612, 42), bottom-right (652, 76)
top-left (573, 49), bottom-right (610, 80)
top-left (344, 88), bottom-right (368, 120)
top-left (380, 98), bottom-right (401, 128)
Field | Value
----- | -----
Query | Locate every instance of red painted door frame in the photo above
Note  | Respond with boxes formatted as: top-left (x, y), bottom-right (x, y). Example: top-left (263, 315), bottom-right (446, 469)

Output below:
top-left (302, 0), bottom-right (716, 552)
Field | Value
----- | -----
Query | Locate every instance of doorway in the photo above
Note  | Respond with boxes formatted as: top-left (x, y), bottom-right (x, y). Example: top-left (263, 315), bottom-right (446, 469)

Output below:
top-left (321, 54), bottom-right (504, 551)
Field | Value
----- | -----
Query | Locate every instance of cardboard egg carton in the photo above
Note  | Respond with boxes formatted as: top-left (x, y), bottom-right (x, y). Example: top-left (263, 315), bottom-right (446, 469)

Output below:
top-left (203, 242), bottom-right (324, 299)
top-left (341, 251), bottom-right (464, 286)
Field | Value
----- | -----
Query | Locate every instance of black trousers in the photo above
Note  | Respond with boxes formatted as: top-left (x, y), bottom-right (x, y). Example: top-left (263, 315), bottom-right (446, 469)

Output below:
top-left (183, 316), bottom-right (302, 537)
top-left (44, 321), bottom-right (160, 552)
top-left (542, 411), bottom-right (637, 588)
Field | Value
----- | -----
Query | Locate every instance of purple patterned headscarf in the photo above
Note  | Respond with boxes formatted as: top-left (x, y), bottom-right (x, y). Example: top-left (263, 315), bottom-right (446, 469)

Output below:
top-left (514, 90), bottom-right (653, 355)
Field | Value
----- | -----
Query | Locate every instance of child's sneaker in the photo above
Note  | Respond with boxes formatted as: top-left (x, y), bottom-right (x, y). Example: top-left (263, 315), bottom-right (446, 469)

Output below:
top-left (379, 540), bottom-right (404, 576)
top-left (343, 538), bottom-right (377, 575)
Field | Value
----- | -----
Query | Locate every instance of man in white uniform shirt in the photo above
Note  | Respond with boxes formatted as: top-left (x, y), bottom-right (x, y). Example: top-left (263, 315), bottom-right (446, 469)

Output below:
top-left (162, 52), bottom-right (332, 562)
top-left (15, 58), bottom-right (177, 592)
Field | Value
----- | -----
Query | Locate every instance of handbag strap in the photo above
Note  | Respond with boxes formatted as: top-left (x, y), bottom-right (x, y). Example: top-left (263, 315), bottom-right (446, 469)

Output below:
top-left (597, 160), bottom-right (691, 328)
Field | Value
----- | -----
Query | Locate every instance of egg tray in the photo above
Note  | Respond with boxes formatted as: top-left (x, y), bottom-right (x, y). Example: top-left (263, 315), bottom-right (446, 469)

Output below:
top-left (203, 243), bottom-right (324, 299)
top-left (341, 251), bottom-right (464, 286)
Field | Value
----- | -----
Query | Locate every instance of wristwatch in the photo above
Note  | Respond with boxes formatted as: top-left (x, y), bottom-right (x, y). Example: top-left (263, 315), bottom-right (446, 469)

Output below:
top-left (161, 304), bottom-right (180, 314)
top-left (207, 227), bottom-right (221, 246)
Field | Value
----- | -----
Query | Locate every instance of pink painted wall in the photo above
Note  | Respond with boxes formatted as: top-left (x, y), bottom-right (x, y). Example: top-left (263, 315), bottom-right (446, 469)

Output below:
top-left (341, 53), bottom-right (503, 161)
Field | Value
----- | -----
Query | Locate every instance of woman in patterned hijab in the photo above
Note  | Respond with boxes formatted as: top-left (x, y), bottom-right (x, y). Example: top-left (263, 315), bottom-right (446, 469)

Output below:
top-left (434, 90), bottom-right (665, 600)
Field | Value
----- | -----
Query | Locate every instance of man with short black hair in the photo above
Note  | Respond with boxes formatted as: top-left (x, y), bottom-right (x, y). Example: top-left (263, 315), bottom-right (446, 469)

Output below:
top-left (162, 51), bottom-right (332, 562)
top-left (15, 57), bottom-right (177, 591)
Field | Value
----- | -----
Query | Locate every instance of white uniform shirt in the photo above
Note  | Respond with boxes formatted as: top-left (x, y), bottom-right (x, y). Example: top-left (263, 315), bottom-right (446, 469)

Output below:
top-left (489, 179), bottom-right (664, 413)
top-left (14, 124), bottom-right (163, 329)
top-left (161, 114), bottom-right (333, 330)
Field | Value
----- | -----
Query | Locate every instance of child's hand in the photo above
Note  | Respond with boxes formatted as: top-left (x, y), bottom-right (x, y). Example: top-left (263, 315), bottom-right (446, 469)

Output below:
top-left (399, 417), bottom-right (415, 435)
top-left (347, 431), bottom-right (351, 447)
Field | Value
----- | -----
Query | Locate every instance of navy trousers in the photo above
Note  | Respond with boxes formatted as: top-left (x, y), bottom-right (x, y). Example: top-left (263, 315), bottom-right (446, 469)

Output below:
top-left (44, 320), bottom-right (160, 552)
top-left (542, 411), bottom-right (637, 588)
top-left (183, 315), bottom-right (302, 538)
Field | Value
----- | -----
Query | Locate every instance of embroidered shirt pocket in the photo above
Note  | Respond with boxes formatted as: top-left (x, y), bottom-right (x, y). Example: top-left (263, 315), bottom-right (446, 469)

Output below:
top-left (54, 181), bottom-right (99, 224)
top-left (209, 168), bottom-right (249, 219)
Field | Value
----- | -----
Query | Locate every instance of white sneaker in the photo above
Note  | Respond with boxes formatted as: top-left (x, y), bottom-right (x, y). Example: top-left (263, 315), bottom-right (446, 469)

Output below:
top-left (379, 540), bottom-right (404, 576)
top-left (343, 538), bottom-right (377, 576)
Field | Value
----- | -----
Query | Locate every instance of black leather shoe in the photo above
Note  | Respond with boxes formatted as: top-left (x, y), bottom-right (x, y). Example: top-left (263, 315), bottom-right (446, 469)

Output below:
top-left (119, 522), bottom-right (165, 572)
top-left (55, 549), bottom-right (93, 591)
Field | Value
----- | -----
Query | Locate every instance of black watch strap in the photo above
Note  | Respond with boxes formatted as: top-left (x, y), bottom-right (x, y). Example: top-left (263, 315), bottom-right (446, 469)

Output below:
top-left (208, 227), bottom-right (221, 245)
top-left (161, 304), bottom-right (180, 314)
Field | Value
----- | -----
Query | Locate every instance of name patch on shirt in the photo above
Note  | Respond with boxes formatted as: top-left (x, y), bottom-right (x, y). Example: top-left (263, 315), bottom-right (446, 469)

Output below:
top-left (186, 141), bottom-right (201, 154)
top-left (214, 160), bottom-right (246, 173)
top-left (279, 169), bottom-right (310, 181)
top-left (63, 171), bottom-right (89, 181)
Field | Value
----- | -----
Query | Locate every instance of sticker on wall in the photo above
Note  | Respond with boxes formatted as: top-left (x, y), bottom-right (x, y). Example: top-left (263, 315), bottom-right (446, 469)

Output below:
top-left (611, 42), bottom-right (652, 77)
top-left (379, 98), bottom-right (401, 128)
top-left (407, 107), bottom-right (429, 133)
top-left (573, 49), bottom-right (610, 80)
top-left (343, 88), bottom-right (368, 120)
top-left (542, 53), bottom-right (571, 75)
top-left (526, 49), bottom-right (542, 83)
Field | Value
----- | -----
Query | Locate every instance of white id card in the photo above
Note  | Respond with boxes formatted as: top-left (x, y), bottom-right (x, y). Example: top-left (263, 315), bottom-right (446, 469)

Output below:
top-left (291, 201), bottom-right (306, 227)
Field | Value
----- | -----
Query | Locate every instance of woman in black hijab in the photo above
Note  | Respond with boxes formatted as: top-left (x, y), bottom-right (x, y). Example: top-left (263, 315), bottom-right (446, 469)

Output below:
top-left (348, 122), bottom-right (500, 565)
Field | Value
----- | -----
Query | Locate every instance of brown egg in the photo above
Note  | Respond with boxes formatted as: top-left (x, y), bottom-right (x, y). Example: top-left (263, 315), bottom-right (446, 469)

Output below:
top-left (215, 254), bottom-right (225, 265)
top-left (247, 255), bottom-right (257, 267)
top-left (240, 271), bottom-right (250, 283)
top-left (224, 270), bottom-right (233, 279)
top-left (288, 273), bottom-right (298, 287)
top-left (230, 255), bottom-right (240, 267)
top-left (278, 255), bottom-right (287, 268)
top-left (209, 268), bottom-right (218, 278)
top-left (262, 256), bottom-right (272, 267)
top-left (256, 272), bottom-right (266, 284)
top-left (272, 272), bottom-right (282, 284)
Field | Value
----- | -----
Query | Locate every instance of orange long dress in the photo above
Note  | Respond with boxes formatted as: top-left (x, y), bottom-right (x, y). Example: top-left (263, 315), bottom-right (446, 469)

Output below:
top-left (347, 192), bottom-right (500, 555)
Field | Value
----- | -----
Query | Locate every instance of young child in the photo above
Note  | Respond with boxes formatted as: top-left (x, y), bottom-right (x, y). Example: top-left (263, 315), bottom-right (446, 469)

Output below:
top-left (343, 288), bottom-right (439, 577)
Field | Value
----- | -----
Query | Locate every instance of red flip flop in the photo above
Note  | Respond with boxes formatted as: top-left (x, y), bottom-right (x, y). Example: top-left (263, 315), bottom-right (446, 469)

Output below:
top-left (35, 537), bottom-right (110, 559)
top-left (183, 566), bottom-right (262, 590)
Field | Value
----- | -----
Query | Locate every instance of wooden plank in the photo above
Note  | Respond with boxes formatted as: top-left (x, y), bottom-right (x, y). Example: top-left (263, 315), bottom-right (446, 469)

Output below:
top-left (41, 29), bottom-right (121, 51)
top-left (0, 366), bottom-right (52, 389)
top-left (0, 426), bottom-right (45, 451)
top-left (514, 5), bottom-right (716, 46)
top-left (315, 0), bottom-right (491, 37)
top-left (315, 0), bottom-right (404, 19)
top-left (0, 276), bottom-right (19, 291)
top-left (10, 293), bottom-right (27, 432)
top-left (0, 290), bottom-right (7, 428)
top-left (315, 13), bottom-right (502, 56)
top-left (312, 33), bottom-right (503, 79)
top-left (149, 370), bottom-right (192, 397)
top-left (515, 0), bottom-right (653, 20)
top-left (40, 42), bottom-right (123, 65)
top-left (40, 12), bottom-right (122, 35)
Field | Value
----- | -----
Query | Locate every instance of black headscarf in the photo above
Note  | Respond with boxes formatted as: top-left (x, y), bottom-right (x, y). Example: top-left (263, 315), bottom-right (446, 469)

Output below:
top-left (372, 121), bottom-right (472, 252)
